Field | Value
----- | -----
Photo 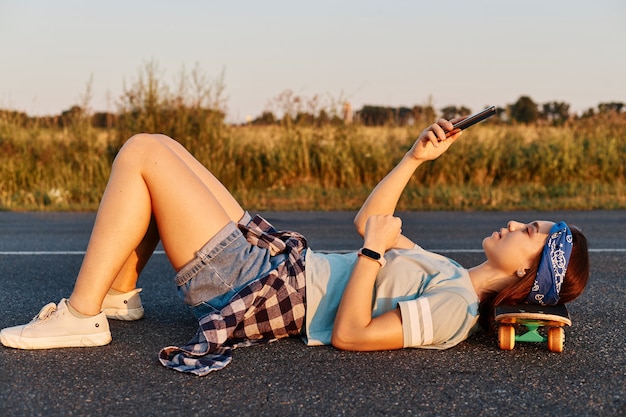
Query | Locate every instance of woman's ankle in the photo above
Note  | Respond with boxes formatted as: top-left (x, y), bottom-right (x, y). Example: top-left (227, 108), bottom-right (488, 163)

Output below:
top-left (67, 296), bottom-right (101, 317)
top-left (66, 300), bottom-right (98, 318)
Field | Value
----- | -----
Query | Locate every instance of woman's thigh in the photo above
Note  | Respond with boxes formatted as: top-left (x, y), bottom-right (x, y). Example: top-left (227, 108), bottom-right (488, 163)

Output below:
top-left (120, 134), bottom-right (235, 270)
top-left (153, 134), bottom-right (246, 223)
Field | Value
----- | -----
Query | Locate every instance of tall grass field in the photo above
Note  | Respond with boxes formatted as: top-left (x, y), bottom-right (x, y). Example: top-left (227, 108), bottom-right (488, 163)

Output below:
top-left (0, 65), bottom-right (624, 211)
top-left (1, 113), bottom-right (623, 212)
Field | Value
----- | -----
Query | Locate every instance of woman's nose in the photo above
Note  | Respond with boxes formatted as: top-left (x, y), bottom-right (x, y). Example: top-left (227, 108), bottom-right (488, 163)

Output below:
top-left (507, 221), bottom-right (522, 231)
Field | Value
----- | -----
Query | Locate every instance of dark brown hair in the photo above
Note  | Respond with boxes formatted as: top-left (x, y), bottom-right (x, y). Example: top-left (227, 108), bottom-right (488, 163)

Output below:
top-left (478, 226), bottom-right (590, 332)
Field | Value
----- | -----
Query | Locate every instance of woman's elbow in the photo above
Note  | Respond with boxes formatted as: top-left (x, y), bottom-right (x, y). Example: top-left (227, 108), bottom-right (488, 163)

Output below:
top-left (331, 326), bottom-right (359, 351)
top-left (353, 216), bottom-right (366, 237)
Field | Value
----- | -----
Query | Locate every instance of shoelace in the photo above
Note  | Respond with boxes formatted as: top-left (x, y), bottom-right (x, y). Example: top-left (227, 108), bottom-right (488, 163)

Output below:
top-left (33, 302), bottom-right (57, 322)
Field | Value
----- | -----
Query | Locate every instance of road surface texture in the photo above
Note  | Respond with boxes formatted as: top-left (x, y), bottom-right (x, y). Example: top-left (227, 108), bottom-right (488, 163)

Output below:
top-left (0, 210), bottom-right (624, 416)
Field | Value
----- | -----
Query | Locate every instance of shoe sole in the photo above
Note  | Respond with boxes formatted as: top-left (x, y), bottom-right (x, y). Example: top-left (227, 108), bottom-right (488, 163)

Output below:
top-left (102, 307), bottom-right (145, 321)
top-left (0, 331), bottom-right (111, 349)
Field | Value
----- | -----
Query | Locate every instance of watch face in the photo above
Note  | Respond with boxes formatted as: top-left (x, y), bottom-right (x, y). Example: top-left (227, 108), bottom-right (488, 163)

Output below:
top-left (361, 248), bottom-right (381, 260)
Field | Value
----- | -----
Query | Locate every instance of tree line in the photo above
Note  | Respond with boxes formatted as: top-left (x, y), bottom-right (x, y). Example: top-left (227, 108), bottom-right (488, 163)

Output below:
top-left (0, 96), bottom-right (623, 130)
top-left (348, 97), bottom-right (623, 127)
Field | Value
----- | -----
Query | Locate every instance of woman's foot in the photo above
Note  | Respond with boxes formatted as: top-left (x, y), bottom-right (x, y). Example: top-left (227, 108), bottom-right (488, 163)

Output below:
top-left (0, 299), bottom-right (111, 349)
top-left (101, 288), bottom-right (145, 321)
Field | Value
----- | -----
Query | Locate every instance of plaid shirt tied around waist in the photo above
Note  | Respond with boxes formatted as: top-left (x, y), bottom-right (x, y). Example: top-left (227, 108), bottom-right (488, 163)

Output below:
top-left (158, 215), bottom-right (307, 376)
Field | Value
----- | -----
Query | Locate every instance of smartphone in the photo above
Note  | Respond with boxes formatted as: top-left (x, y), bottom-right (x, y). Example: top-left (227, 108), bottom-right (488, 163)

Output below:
top-left (446, 106), bottom-right (497, 137)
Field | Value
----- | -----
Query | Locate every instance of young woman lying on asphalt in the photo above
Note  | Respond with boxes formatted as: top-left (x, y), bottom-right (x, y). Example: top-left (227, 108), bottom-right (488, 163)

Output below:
top-left (1, 117), bottom-right (590, 375)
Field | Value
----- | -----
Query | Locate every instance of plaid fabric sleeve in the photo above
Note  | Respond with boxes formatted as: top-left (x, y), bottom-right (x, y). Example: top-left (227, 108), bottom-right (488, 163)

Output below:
top-left (158, 215), bottom-right (307, 376)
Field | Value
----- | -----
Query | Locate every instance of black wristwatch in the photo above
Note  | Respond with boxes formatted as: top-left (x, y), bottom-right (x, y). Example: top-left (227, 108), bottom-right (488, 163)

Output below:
top-left (358, 247), bottom-right (386, 267)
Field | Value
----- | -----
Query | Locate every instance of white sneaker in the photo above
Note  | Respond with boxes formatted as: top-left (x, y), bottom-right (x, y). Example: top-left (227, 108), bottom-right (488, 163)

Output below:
top-left (0, 299), bottom-right (111, 349)
top-left (101, 288), bottom-right (145, 321)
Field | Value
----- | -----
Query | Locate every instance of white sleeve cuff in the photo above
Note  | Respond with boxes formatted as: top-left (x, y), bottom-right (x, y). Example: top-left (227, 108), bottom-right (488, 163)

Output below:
top-left (398, 297), bottom-right (433, 347)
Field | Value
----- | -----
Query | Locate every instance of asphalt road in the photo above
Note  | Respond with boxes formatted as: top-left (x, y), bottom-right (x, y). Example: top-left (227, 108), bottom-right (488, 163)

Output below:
top-left (0, 210), bottom-right (624, 417)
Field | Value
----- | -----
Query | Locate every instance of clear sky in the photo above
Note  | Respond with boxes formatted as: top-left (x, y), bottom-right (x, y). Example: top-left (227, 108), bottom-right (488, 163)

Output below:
top-left (1, 0), bottom-right (624, 122)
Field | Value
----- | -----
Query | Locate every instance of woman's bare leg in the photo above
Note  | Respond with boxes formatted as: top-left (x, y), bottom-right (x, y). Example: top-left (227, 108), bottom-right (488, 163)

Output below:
top-left (107, 215), bottom-right (160, 293)
top-left (69, 133), bottom-right (243, 315)
top-left (105, 135), bottom-right (246, 294)
top-left (153, 134), bottom-right (245, 223)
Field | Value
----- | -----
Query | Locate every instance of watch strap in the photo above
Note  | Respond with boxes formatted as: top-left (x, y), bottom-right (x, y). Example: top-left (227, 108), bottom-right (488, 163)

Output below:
top-left (358, 247), bottom-right (386, 267)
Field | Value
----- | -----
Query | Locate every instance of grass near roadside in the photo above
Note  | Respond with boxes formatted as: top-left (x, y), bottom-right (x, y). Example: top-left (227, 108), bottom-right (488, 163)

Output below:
top-left (1, 63), bottom-right (624, 212)
top-left (1, 113), bottom-right (623, 212)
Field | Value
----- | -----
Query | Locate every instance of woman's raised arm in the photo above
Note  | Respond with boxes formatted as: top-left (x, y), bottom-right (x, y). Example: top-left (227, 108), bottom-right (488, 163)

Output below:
top-left (353, 118), bottom-right (463, 248)
top-left (333, 118), bottom-right (464, 351)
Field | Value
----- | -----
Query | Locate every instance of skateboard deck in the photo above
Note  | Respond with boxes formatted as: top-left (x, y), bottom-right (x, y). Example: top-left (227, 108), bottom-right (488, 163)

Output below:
top-left (495, 304), bottom-right (571, 352)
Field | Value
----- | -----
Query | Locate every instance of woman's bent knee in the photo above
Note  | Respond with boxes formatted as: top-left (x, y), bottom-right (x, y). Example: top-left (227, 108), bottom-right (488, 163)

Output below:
top-left (117, 134), bottom-right (170, 164)
top-left (124, 133), bottom-right (162, 150)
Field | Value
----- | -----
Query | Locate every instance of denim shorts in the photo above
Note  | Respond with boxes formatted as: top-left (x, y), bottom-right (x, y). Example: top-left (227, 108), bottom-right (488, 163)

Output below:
top-left (175, 213), bottom-right (287, 319)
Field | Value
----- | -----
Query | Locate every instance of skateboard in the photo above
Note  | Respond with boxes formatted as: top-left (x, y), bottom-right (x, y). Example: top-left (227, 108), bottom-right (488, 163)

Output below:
top-left (494, 304), bottom-right (571, 352)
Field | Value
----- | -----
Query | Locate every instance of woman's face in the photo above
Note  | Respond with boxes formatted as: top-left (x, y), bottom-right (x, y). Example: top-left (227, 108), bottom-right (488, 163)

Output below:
top-left (482, 220), bottom-right (555, 274)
